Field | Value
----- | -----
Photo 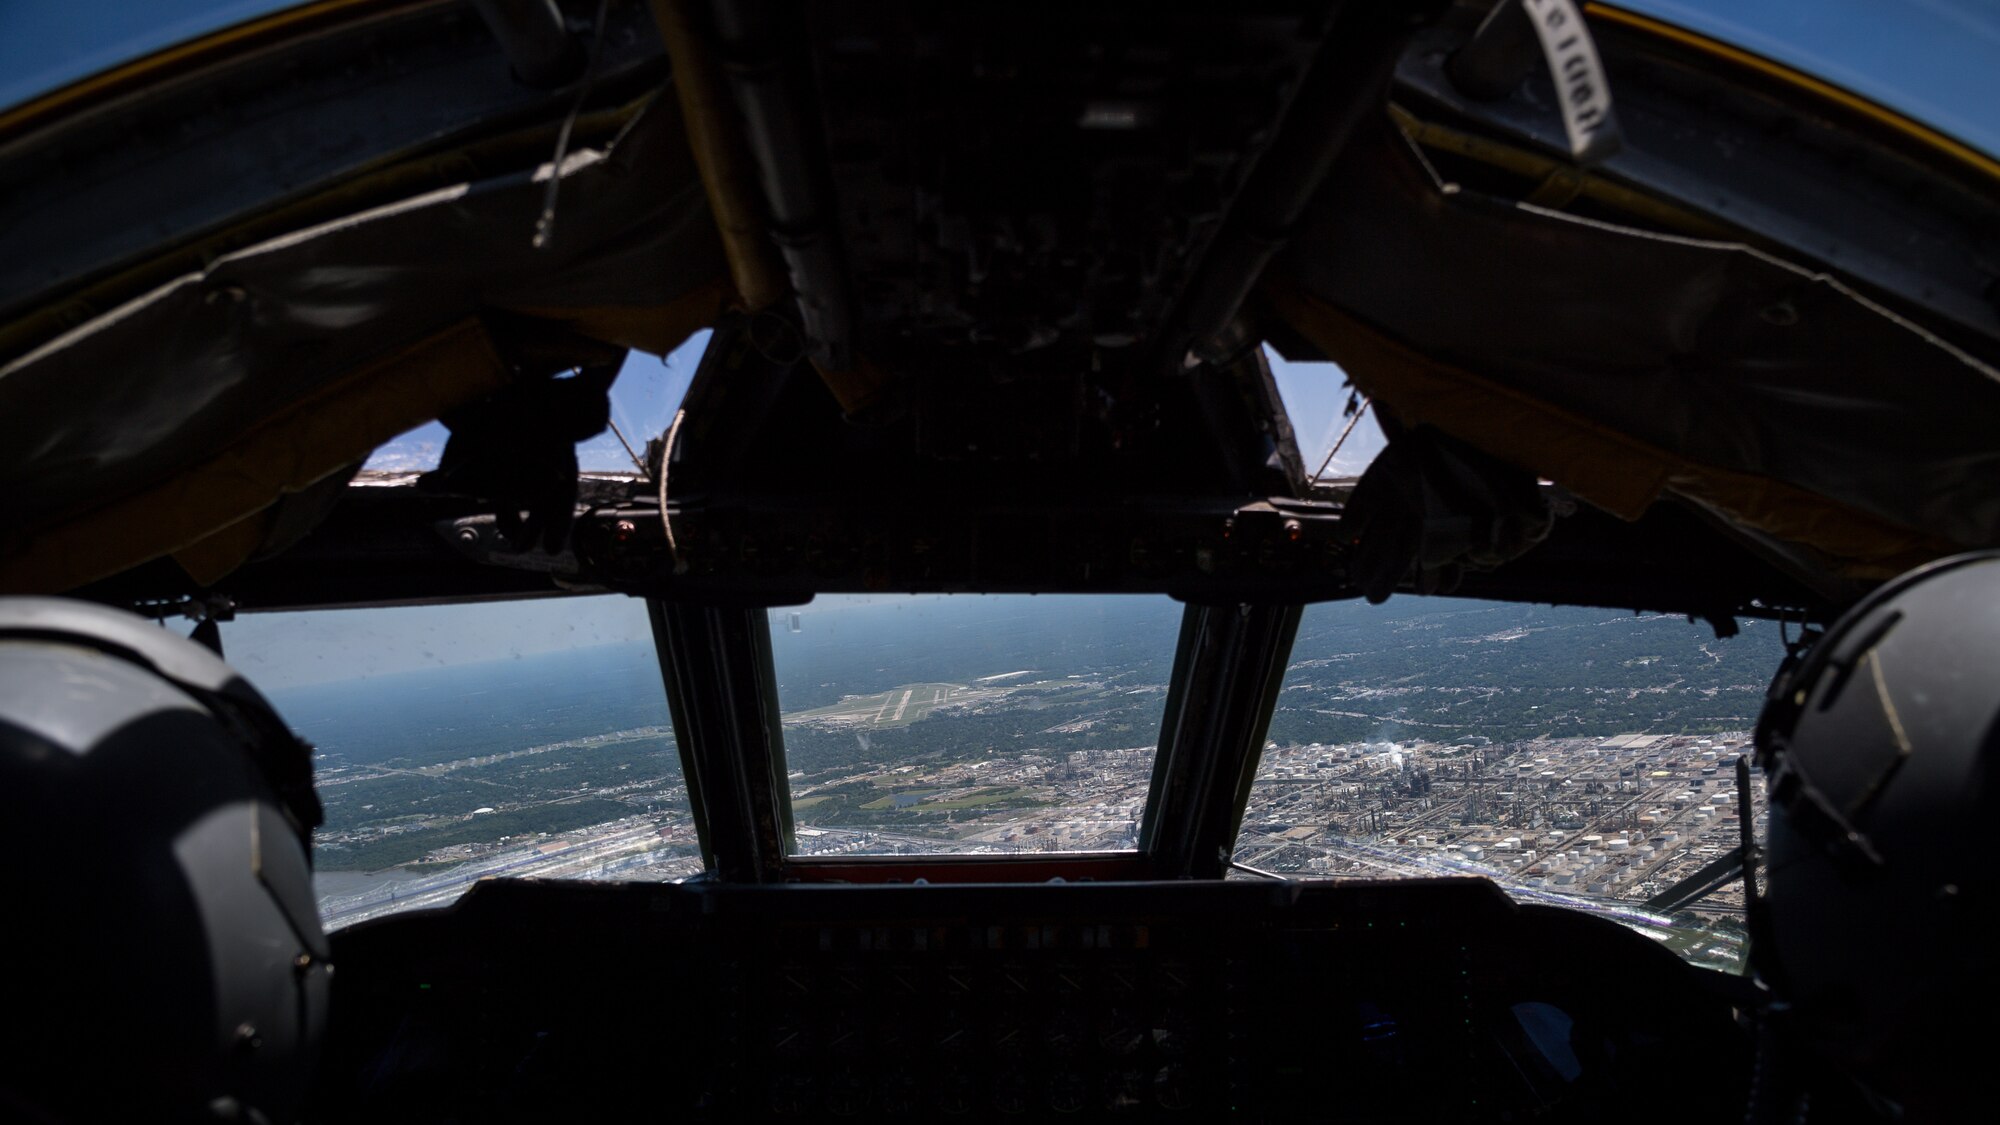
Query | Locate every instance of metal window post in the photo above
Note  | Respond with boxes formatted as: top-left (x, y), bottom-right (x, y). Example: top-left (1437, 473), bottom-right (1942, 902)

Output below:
top-left (1142, 602), bottom-right (1303, 878)
top-left (646, 598), bottom-right (795, 882)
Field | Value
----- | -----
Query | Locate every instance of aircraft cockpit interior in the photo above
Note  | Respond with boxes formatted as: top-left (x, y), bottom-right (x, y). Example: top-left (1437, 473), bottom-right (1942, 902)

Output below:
top-left (3, 1), bottom-right (1997, 1121)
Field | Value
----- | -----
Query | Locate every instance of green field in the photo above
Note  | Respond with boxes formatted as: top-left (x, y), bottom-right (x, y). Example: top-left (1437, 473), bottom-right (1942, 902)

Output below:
top-left (860, 789), bottom-right (940, 810)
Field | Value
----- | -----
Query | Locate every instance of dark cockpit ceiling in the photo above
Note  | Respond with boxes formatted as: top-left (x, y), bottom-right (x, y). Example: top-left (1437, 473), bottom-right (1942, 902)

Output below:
top-left (0, 0), bottom-right (1994, 624)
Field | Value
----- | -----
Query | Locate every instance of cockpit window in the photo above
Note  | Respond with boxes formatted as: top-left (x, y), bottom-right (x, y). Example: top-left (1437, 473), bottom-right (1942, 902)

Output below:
top-left (364, 330), bottom-right (709, 474)
top-left (1234, 596), bottom-right (1778, 972)
top-left (0, 1), bottom-right (300, 116)
top-left (769, 595), bottom-right (1181, 856)
top-left (1610, 0), bottom-right (2000, 165)
top-left (1266, 347), bottom-right (1386, 485)
top-left (227, 595), bottom-right (697, 930)
top-left (578, 329), bottom-right (706, 472)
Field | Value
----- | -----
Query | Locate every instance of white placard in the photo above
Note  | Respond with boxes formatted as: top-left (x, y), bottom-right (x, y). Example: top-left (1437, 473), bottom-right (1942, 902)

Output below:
top-left (1522, 0), bottom-right (1623, 165)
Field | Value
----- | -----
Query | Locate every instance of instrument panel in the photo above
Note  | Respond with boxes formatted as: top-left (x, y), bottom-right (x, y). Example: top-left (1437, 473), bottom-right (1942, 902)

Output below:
top-left (314, 878), bottom-right (1747, 1122)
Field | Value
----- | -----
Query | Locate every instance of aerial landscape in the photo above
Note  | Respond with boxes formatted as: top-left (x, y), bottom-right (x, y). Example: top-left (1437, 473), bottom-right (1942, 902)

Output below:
top-left (285, 593), bottom-right (1777, 967)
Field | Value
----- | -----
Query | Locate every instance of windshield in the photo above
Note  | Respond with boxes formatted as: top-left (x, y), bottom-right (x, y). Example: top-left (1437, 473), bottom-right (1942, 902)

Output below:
top-left (1603, 0), bottom-right (2000, 163)
top-left (769, 595), bottom-right (1182, 857)
top-left (1268, 346), bottom-right (1386, 482)
top-left (1, 1), bottom-right (298, 116)
top-left (366, 330), bottom-right (708, 474)
top-left (228, 595), bottom-right (699, 929)
top-left (1234, 596), bottom-right (1778, 972)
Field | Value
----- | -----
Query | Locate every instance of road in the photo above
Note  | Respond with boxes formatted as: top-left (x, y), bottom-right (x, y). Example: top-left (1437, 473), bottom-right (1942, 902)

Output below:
top-left (317, 818), bottom-right (699, 929)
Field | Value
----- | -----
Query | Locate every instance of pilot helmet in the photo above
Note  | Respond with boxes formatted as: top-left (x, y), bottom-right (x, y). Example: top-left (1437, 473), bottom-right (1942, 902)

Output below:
top-left (0, 598), bottom-right (329, 1124)
top-left (1754, 552), bottom-right (1999, 1119)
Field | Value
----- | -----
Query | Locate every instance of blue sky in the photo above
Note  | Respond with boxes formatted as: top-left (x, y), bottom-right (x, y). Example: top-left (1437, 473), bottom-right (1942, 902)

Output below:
top-left (228, 594), bottom-right (658, 692)
top-left (226, 591), bottom-right (1040, 692)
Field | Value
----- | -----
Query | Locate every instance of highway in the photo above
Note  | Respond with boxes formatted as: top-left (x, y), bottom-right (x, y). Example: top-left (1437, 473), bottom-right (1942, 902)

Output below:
top-left (317, 817), bottom-right (699, 929)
